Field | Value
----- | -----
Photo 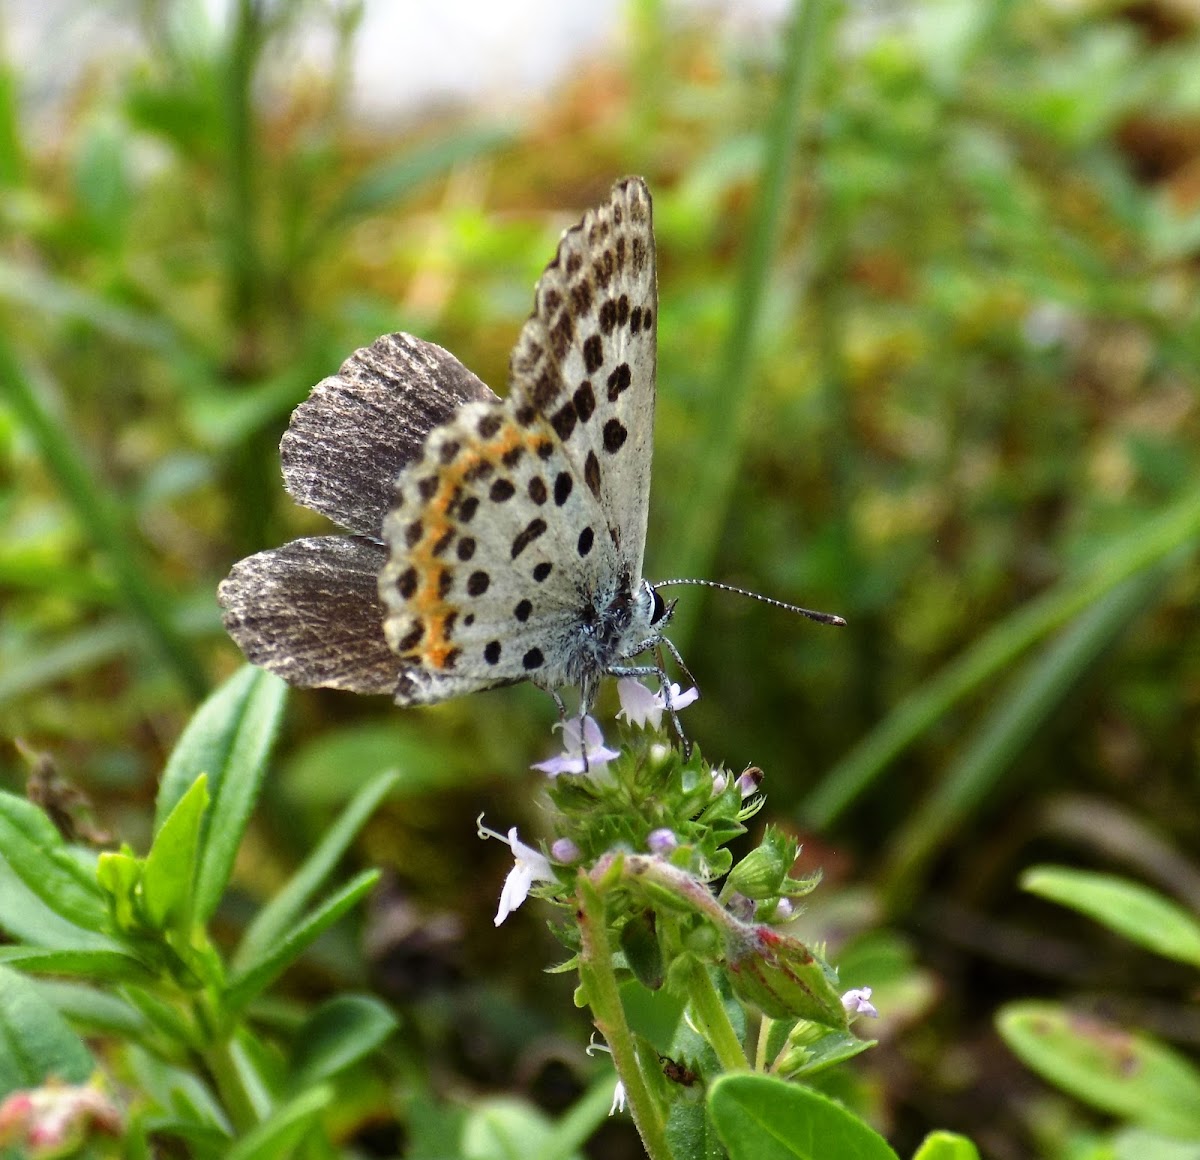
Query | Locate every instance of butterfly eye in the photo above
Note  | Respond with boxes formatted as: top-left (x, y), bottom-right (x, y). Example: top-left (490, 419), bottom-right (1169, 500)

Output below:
top-left (649, 586), bottom-right (668, 624)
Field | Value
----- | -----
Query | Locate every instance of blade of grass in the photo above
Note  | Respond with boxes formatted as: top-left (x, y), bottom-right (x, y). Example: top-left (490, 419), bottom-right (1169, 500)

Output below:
top-left (0, 336), bottom-right (209, 699)
top-left (0, 600), bottom-right (220, 707)
top-left (803, 485), bottom-right (1200, 828)
top-left (661, 0), bottom-right (830, 648)
top-left (881, 563), bottom-right (1172, 909)
top-left (234, 770), bottom-right (399, 971)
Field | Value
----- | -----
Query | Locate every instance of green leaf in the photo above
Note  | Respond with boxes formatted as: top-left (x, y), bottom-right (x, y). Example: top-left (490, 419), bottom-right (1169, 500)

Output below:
top-left (224, 870), bottom-right (379, 1012)
top-left (0, 853), bottom-right (114, 949)
top-left (0, 965), bottom-right (93, 1096)
top-left (997, 1002), bottom-right (1200, 1137)
top-left (461, 1097), bottom-right (562, 1160)
top-left (708, 1074), bottom-right (899, 1160)
top-left (156, 666), bottom-right (287, 924)
top-left (288, 995), bottom-right (398, 1090)
top-left (533, 1077), bottom-right (619, 1160)
top-left (34, 980), bottom-right (147, 1038)
top-left (1112, 1126), bottom-right (1200, 1160)
top-left (318, 126), bottom-right (512, 233)
top-left (1021, 866), bottom-right (1200, 967)
top-left (0, 947), bottom-right (153, 983)
top-left (142, 775), bottom-right (209, 933)
top-left (912, 1131), bottom-right (982, 1160)
top-left (0, 792), bottom-right (111, 934)
top-left (235, 770), bottom-right (397, 971)
top-left (224, 1084), bottom-right (333, 1160)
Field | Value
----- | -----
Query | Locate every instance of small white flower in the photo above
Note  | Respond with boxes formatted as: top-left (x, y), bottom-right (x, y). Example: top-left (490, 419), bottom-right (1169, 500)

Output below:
top-left (532, 716), bottom-right (620, 776)
top-left (477, 817), bottom-right (554, 926)
top-left (841, 986), bottom-right (878, 1019)
top-left (711, 768), bottom-right (730, 795)
top-left (617, 679), bottom-right (699, 730)
top-left (609, 1080), bottom-right (627, 1116)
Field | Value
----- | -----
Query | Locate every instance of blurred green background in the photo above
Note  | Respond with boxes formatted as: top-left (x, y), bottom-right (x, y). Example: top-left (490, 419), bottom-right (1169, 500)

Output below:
top-left (2, 0), bottom-right (1199, 1155)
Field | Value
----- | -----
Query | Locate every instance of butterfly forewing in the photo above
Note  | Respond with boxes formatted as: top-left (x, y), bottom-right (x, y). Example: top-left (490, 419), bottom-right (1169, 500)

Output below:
top-left (507, 178), bottom-right (657, 580)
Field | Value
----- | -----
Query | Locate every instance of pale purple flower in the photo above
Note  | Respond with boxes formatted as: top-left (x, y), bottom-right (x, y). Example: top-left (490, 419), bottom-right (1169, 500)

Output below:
top-left (532, 716), bottom-right (619, 776)
top-left (711, 768), bottom-right (730, 795)
top-left (551, 837), bottom-right (582, 863)
top-left (647, 828), bottom-right (678, 854)
top-left (476, 818), bottom-right (554, 926)
top-left (616, 678), bottom-right (699, 730)
top-left (736, 766), bottom-right (764, 798)
top-left (841, 986), bottom-right (878, 1019)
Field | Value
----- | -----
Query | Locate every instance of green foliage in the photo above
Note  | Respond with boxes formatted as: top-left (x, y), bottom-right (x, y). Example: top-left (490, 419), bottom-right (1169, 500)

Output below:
top-left (998, 1002), bottom-right (1200, 1139)
top-left (998, 865), bottom-right (1200, 1153)
top-left (0, 669), bottom-right (394, 1155)
top-left (708, 1074), bottom-right (899, 1159)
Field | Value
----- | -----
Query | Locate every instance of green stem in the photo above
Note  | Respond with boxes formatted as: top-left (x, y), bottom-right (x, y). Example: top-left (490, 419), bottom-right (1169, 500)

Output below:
top-left (755, 1016), bottom-right (775, 1071)
top-left (0, 335), bottom-right (209, 699)
top-left (665, 0), bottom-right (829, 646)
top-left (223, 0), bottom-right (264, 330)
top-left (203, 1035), bottom-right (260, 1135)
top-left (577, 873), bottom-right (672, 1160)
top-left (678, 957), bottom-right (748, 1073)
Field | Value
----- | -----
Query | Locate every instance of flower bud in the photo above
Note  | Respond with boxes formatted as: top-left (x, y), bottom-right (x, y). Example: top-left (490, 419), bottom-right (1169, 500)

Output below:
top-left (550, 838), bottom-right (582, 863)
top-left (725, 925), bottom-right (847, 1025)
top-left (726, 843), bottom-right (788, 900)
top-left (620, 910), bottom-right (664, 990)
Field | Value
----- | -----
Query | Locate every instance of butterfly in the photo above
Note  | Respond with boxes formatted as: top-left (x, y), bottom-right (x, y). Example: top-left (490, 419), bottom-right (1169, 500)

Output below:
top-left (220, 178), bottom-right (672, 710)
top-left (218, 177), bottom-right (842, 711)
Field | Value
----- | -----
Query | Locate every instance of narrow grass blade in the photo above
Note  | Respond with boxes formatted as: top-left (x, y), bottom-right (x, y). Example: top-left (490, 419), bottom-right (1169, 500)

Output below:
top-left (0, 335), bottom-right (208, 699)
top-left (803, 485), bottom-right (1200, 828)
top-left (234, 770), bottom-right (398, 971)
top-left (881, 564), bottom-right (1169, 906)
top-left (662, 0), bottom-right (830, 647)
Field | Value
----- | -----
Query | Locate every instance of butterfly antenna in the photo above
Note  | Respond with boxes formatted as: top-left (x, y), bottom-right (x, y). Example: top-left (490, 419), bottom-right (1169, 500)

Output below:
top-left (653, 579), bottom-right (846, 627)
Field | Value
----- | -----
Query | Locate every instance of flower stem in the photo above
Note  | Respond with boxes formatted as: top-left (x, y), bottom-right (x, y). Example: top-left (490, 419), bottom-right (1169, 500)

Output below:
top-left (678, 957), bottom-right (748, 1073)
top-left (755, 1015), bottom-right (775, 1071)
top-left (577, 873), bottom-right (672, 1160)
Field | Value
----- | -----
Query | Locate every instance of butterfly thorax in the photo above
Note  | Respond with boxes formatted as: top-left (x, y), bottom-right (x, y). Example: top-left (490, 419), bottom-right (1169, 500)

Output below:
top-left (559, 575), bottom-right (666, 695)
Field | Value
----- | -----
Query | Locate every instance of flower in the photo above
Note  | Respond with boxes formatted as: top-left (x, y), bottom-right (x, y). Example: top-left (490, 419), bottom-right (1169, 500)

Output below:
top-left (550, 837), bottom-right (582, 863)
top-left (616, 679), bottom-right (699, 730)
top-left (609, 1080), bottom-right (627, 1116)
top-left (841, 987), bottom-right (879, 1020)
top-left (647, 828), bottom-right (678, 854)
top-left (477, 818), bottom-right (555, 926)
top-left (532, 716), bottom-right (619, 776)
top-left (0, 1082), bottom-right (120, 1155)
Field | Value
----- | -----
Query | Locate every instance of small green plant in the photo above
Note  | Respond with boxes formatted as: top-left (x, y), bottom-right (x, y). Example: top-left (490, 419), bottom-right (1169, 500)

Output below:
top-left (0, 666), bottom-right (981, 1158)
top-left (0, 668), bottom-right (396, 1157)
top-left (998, 866), bottom-right (1200, 1157)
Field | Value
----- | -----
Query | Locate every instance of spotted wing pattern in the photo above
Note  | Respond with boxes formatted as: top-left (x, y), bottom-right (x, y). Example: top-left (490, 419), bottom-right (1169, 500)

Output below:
top-left (378, 178), bottom-right (659, 705)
